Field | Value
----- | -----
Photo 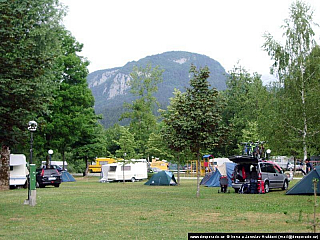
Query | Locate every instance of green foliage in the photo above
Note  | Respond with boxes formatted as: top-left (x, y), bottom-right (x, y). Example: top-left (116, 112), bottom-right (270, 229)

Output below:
top-left (105, 124), bottom-right (122, 156)
top-left (162, 65), bottom-right (226, 196)
top-left (32, 30), bottom-right (103, 171)
top-left (262, 0), bottom-right (319, 159)
top-left (161, 89), bottom-right (192, 168)
top-left (221, 65), bottom-right (268, 155)
top-left (0, 0), bottom-right (65, 147)
top-left (305, 45), bottom-right (320, 155)
top-left (184, 65), bottom-right (224, 153)
top-left (113, 126), bottom-right (137, 159)
top-left (120, 64), bottom-right (164, 158)
top-left (146, 125), bottom-right (174, 161)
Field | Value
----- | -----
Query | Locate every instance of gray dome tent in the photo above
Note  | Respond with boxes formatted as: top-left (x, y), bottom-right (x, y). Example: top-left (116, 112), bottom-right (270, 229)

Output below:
top-left (286, 166), bottom-right (320, 195)
top-left (144, 171), bottom-right (177, 186)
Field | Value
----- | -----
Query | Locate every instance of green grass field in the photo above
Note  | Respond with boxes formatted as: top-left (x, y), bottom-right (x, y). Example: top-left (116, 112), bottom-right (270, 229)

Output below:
top-left (0, 177), bottom-right (318, 239)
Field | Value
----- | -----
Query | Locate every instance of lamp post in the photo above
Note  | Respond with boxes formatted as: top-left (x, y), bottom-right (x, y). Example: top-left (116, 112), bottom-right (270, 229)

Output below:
top-left (26, 121), bottom-right (37, 206)
top-left (48, 149), bottom-right (53, 167)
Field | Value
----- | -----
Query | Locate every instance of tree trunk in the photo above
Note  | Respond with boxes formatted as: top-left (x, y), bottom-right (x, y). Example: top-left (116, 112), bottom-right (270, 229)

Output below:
top-left (84, 157), bottom-right (89, 177)
top-left (46, 155), bottom-right (49, 168)
top-left (0, 145), bottom-right (10, 190)
top-left (196, 151), bottom-right (201, 198)
top-left (301, 68), bottom-right (308, 161)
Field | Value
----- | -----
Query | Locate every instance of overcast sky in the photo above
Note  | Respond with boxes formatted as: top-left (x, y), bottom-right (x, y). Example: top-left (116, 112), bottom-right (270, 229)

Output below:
top-left (60, 0), bottom-right (320, 77)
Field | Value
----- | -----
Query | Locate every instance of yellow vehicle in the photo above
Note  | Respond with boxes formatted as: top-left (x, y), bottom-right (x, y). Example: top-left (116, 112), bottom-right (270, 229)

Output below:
top-left (150, 159), bottom-right (168, 172)
top-left (89, 158), bottom-right (117, 173)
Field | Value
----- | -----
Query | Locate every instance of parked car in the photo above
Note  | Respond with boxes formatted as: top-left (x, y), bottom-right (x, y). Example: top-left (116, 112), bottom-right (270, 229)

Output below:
top-left (36, 168), bottom-right (61, 188)
top-left (230, 156), bottom-right (289, 193)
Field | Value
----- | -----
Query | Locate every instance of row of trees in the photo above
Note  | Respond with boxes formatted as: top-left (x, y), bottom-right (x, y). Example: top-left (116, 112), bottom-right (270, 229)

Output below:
top-left (1, 1), bottom-right (319, 197)
top-left (0, 1), bottom-right (105, 189)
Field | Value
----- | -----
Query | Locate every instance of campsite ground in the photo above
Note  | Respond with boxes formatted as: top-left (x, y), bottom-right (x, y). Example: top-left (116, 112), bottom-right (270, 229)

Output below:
top-left (0, 177), bottom-right (318, 239)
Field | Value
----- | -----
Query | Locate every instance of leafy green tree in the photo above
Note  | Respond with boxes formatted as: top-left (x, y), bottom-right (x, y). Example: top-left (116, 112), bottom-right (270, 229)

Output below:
top-left (114, 127), bottom-right (137, 159)
top-left (72, 122), bottom-right (106, 176)
top-left (263, 0), bottom-right (319, 160)
top-left (120, 64), bottom-right (163, 158)
top-left (0, 0), bottom-right (64, 146)
top-left (0, 0), bottom-right (64, 189)
top-left (304, 45), bottom-right (320, 155)
top-left (161, 89), bottom-right (190, 185)
top-left (221, 66), bottom-right (268, 155)
top-left (163, 65), bottom-right (225, 197)
top-left (43, 31), bottom-right (98, 169)
top-left (146, 124), bottom-right (173, 162)
top-left (104, 124), bottom-right (122, 157)
top-left (256, 82), bottom-right (291, 156)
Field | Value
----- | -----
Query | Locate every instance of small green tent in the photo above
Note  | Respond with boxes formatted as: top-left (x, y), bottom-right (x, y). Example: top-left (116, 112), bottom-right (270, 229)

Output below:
top-left (286, 166), bottom-right (320, 195)
top-left (144, 171), bottom-right (177, 186)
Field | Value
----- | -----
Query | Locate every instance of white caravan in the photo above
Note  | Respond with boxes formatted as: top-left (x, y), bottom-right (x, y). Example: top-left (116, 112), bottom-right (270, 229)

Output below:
top-left (102, 159), bottom-right (148, 182)
top-left (10, 154), bottom-right (28, 188)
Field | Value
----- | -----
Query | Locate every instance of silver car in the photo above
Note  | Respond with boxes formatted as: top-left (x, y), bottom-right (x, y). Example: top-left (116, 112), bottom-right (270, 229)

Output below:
top-left (230, 156), bottom-right (289, 193)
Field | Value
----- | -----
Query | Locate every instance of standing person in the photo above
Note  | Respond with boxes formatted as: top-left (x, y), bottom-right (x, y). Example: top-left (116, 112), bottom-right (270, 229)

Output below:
top-left (305, 158), bottom-right (313, 174)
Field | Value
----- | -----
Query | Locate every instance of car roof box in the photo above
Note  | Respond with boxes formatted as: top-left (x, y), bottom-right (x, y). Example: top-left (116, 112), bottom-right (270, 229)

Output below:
top-left (228, 155), bottom-right (258, 164)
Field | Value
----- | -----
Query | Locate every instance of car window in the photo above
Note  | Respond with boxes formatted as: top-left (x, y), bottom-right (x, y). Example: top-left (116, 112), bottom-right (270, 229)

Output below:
top-left (259, 163), bottom-right (276, 173)
top-left (44, 169), bottom-right (59, 175)
top-left (260, 163), bottom-right (267, 172)
top-left (266, 163), bottom-right (276, 173)
top-left (273, 165), bottom-right (281, 173)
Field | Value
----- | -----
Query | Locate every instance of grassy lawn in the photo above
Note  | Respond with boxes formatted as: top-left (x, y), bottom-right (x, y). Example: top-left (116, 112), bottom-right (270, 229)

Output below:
top-left (0, 177), bottom-right (318, 239)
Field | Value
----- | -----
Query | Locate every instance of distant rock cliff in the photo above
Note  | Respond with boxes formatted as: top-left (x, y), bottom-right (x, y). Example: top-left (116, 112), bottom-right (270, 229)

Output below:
top-left (87, 51), bottom-right (228, 128)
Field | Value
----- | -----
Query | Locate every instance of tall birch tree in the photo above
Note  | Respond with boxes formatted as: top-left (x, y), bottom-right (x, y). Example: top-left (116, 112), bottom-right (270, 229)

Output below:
top-left (263, 0), bottom-right (318, 160)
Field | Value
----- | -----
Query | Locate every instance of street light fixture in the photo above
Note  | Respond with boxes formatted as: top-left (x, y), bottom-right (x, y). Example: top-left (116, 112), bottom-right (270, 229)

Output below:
top-left (28, 121), bottom-right (37, 164)
top-left (48, 149), bottom-right (53, 167)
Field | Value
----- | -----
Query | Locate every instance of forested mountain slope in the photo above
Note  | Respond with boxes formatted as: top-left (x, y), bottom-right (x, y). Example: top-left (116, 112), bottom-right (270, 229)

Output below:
top-left (87, 51), bottom-right (228, 128)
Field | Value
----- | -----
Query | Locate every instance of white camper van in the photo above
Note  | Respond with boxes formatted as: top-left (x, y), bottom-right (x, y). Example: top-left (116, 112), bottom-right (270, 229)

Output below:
top-left (10, 154), bottom-right (28, 188)
top-left (102, 159), bottom-right (148, 182)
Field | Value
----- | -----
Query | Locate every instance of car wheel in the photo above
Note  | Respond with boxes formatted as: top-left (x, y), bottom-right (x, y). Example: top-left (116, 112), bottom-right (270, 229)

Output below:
top-left (54, 184), bottom-right (60, 188)
top-left (264, 181), bottom-right (270, 193)
top-left (282, 180), bottom-right (288, 190)
top-left (131, 177), bottom-right (136, 183)
top-left (39, 184), bottom-right (45, 188)
top-left (234, 188), bottom-right (239, 193)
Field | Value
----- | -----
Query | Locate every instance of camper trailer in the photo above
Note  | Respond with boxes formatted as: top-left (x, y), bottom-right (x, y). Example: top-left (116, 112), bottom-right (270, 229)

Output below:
top-left (104, 159), bottom-right (148, 182)
top-left (10, 154), bottom-right (28, 188)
